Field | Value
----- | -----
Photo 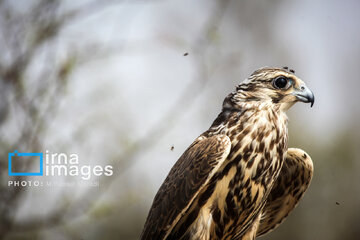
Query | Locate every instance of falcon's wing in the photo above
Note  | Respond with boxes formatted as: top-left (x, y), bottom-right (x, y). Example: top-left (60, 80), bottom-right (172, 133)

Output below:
top-left (140, 135), bottom-right (231, 240)
top-left (257, 148), bottom-right (313, 236)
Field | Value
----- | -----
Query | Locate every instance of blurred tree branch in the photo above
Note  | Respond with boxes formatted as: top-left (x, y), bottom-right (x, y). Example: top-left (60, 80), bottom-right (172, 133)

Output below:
top-left (0, 0), bottom-right (138, 237)
top-left (3, 0), bottom-right (231, 236)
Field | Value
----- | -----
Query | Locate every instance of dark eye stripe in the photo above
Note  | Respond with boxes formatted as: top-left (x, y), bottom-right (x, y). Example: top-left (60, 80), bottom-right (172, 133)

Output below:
top-left (237, 76), bottom-right (294, 91)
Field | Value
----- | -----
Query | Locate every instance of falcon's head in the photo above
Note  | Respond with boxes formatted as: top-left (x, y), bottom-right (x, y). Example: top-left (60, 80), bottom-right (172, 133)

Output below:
top-left (231, 67), bottom-right (314, 111)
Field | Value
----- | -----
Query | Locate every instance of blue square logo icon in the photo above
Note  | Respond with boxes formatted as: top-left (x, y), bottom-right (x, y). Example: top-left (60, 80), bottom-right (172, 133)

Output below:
top-left (8, 150), bottom-right (43, 176)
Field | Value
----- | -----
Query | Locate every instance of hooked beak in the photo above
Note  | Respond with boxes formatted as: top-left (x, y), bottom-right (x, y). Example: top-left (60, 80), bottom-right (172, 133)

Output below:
top-left (293, 85), bottom-right (315, 107)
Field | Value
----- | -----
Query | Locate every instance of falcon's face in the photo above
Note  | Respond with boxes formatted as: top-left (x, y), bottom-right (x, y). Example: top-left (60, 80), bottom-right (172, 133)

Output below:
top-left (236, 67), bottom-right (314, 111)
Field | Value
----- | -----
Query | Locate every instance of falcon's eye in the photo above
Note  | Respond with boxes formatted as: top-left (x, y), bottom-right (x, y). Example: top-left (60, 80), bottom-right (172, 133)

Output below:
top-left (273, 77), bottom-right (289, 89)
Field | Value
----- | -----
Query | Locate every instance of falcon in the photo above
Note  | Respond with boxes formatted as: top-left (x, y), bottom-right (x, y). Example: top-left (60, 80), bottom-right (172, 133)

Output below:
top-left (141, 67), bottom-right (314, 240)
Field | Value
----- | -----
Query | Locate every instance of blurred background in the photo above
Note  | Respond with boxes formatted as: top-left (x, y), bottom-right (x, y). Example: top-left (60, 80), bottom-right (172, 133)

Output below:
top-left (0, 0), bottom-right (359, 239)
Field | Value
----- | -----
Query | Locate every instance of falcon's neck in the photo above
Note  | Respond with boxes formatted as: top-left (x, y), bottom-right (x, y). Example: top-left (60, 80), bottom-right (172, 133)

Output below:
top-left (205, 94), bottom-right (289, 176)
top-left (208, 93), bottom-right (288, 134)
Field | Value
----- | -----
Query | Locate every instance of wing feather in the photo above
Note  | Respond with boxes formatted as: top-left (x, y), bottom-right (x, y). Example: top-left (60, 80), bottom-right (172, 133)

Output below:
top-left (140, 135), bottom-right (231, 240)
top-left (257, 148), bottom-right (313, 236)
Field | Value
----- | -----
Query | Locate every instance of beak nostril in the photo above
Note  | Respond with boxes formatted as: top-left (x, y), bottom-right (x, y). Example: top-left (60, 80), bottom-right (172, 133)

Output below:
top-left (300, 86), bottom-right (305, 91)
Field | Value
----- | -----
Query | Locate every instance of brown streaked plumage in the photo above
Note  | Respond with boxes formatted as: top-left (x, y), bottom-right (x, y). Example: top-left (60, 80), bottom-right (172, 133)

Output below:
top-left (141, 67), bottom-right (314, 240)
top-left (256, 148), bottom-right (313, 236)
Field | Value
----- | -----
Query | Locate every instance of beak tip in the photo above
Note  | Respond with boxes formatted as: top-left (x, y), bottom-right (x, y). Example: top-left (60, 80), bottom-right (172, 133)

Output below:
top-left (293, 85), bottom-right (314, 107)
top-left (310, 95), bottom-right (315, 108)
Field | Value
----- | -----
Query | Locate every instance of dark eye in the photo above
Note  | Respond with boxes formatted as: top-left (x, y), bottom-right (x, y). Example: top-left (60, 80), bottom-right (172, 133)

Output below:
top-left (273, 77), bottom-right (289, 89)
